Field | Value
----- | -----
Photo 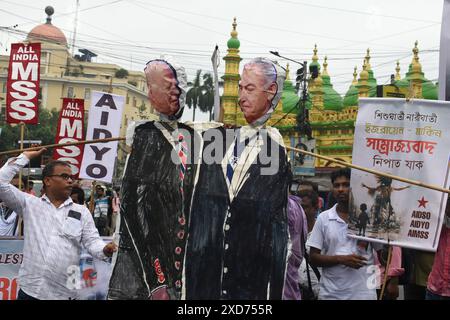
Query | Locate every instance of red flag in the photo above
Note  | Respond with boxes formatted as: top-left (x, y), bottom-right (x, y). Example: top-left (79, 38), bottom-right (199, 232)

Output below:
top-left (6, 43), bottom-right (41, 124)
top-left (53, 98), bottom-right (85, 178)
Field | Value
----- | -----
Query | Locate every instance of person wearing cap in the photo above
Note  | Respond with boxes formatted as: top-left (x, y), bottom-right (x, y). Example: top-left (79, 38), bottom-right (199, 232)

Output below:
top-left (108, 58), bottom-right (201, 300)
top-left (185, 57), bottom-right (290, 299)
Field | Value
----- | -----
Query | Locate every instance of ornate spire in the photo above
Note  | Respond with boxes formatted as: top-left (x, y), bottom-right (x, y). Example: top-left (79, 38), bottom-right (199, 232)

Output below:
top-left (365, 48), bottom-right (371, 70)
top-left (395, 61), bottom-right (401, 80)
top-left (352, 66), bottom-right (358, 85)
top-left (312, 44), bottom-right (318, 63)
top-left (227, 17), bottom-right (240, 50)
top-left (411, 40), bottom-right (422, 74)
top-left (360, 60), bottom-right (369, 80)
top-left (413, 40), bottom-right (419, 60)
top-left (231, 17), bottom-right (238, 38)
top-left (322, 56), bottom-right (329, 76)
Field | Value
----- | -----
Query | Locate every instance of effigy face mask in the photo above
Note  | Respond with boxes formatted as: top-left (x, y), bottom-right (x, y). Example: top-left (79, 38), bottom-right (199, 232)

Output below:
top-left (144, 58), bottom-right (187, 121)
top-left (238, 57), bottom-right (285, 126)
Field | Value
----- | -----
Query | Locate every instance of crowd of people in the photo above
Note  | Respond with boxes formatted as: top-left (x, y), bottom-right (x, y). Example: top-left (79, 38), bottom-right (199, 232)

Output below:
top-left (283, 168), bottom-right (449, 300)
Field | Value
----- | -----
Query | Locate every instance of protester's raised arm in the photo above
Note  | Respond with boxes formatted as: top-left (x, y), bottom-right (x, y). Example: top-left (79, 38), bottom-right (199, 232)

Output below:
top-left (0, 154), bottom-right (33, 215)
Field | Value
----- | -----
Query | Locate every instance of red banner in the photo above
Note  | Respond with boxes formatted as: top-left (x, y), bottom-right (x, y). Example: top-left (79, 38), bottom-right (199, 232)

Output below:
top-left (6, 43), bottom-right (41, 124)
top-left (53, 98), bottom-right (85, 178)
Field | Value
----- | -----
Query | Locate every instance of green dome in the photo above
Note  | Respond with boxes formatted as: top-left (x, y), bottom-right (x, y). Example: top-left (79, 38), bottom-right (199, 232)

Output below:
top-left (367, 70), bottom-right (378, 97)
top-left (396, 74), bottom-right (438, 100)
top-left (322, 74), bottom-right (343, 111)
top-left (227, 37), bottom-right (240, 49)
top-left (343, 84), bottom-right (359, 107)
top-left (394, 78), bottom-right (409, 88)
top-left (422, 81), bottom-right (438, 100)
top-left (282, 79), bottom-right (299, 113)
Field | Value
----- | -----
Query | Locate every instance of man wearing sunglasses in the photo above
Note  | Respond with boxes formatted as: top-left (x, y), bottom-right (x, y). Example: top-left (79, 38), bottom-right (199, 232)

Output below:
top-left (0, 148), bottom-right (117, 300)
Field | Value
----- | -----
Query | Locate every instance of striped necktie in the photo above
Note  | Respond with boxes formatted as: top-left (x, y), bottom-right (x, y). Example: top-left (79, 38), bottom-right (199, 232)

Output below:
top-left (226, 133), bottom-right (249, 184)
top-left (178, 132), bottom-right (188, 183)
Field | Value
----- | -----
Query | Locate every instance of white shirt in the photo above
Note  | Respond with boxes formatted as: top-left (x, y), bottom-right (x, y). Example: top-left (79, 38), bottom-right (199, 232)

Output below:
top-left (306, 205), bottom-right (380, 300)
top-left (0, 154), bottom-right (107, 300)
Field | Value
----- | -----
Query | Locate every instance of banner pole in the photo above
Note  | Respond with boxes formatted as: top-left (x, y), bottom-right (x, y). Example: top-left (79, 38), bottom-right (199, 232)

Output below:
top-left (18, 122), bottom-right (25, 236)
top-left (2, 136), bottom-right (450, 195)
top-left (89, 180), bottom-right (96, 214)
top-left (18, 122), bottom-right (25, 190)
top-left (0, 137), bottom-right (126, 156)
top-left (378, 245), bottom-right (393, 300)
top-left (286, 145), bottom-right (450, 194)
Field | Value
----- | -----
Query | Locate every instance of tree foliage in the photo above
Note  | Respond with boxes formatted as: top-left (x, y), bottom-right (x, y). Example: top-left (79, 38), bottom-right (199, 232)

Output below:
top-left (186, 70), bottom-right (215, 121)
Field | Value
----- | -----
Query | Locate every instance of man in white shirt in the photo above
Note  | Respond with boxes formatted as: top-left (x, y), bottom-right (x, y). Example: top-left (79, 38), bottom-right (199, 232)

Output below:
top-left (0, 148), bottom-right (117, 300)
top-left (307, 168), bottom-right (382, 300)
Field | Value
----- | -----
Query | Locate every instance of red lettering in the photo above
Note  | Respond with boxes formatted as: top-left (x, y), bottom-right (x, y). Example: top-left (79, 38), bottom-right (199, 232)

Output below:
top-left (0, 278), bottom-right (10, 300)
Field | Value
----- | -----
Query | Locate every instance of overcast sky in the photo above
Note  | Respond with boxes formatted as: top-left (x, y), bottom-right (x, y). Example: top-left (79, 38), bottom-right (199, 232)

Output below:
top-left (0, 0), bottom-right (445, 121)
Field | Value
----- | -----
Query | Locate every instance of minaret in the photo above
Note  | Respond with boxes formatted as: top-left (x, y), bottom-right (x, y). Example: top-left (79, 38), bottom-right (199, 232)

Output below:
top-left (322, 56), bottom-right (329, 77)
top-left (221, 17), bottom-right (242, 125)
top-left (309, 45), bottom-right (324, 110)
top-left (395, 61), bottom-right (401, 81)
top-left (352, 66), bottom-right (358, 85)
top-left (365, 48), bottom-right (372, 71)
top-left (357, 60), bottom-right (370, 97)
top-left (408, 41), bottom-right (424, 98)
top-left (364, 48), bottom-right (377, 94)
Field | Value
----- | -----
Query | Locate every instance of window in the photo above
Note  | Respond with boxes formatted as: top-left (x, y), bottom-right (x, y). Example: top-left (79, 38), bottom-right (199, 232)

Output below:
top-left (126, 94), bottom-right (129, 104)
top-left (40, 51), bottom-right (50, 74)
top-left (1, 82), bottom-right (5, 93)
top-left (67, 87), bottom-right (74, 98)
top-left (84, 88), bottom-right (91, 100)
top-left (133, 97), bottom-right (136, 107)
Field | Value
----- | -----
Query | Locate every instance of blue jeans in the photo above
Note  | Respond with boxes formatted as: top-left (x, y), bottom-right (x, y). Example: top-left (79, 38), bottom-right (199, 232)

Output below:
top-left (425, 289), bottom-right (450, 300)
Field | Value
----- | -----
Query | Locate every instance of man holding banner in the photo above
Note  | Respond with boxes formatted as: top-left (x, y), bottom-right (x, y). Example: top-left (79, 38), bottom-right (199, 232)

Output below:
top-left (307, 168), bottom-right (383, 300)
top-left (0, 149), bottom-right (117, 300)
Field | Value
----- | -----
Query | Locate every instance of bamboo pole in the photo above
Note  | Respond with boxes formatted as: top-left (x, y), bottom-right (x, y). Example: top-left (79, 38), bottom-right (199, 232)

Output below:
top-left (0, 137), bottom-right (126, 157)
top-left (89, 180), bottom-right (96, 214)
top-left (17, 122), bottom-right (25, 190)
top-left (378, 245), bottom-right (393, 300)
top-left (286, 145), bottom-right (450, 195)
top-left (18, 122), bottom-right (25, 236)
top-left (2, 136), bottom-right (450, 195)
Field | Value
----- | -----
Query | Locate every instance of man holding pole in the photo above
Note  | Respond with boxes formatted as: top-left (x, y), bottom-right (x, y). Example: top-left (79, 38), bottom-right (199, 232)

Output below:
top-left (0, 148), bottom-right (117, 300)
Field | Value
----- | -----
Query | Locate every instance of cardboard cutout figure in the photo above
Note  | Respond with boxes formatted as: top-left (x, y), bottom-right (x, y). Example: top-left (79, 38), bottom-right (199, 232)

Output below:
top-left (108, 58), bottom-right (201, 300)
top-left (185, 58), bottom-right (290, 299)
